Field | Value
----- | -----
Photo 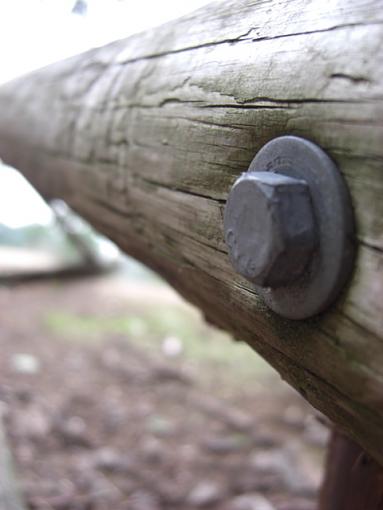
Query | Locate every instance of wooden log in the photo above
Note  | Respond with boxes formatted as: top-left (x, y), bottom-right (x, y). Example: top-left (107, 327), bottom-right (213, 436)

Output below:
top-left (0, 0), bottom-right (382, 463)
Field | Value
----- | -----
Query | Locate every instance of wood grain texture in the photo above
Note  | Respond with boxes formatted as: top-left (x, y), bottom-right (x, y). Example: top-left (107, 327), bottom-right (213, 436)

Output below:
top-left (0, 0), bottom-right (382, 462)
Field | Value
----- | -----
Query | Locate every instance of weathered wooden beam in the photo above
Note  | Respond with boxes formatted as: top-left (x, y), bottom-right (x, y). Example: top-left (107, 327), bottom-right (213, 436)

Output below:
top-left (0, 0), bottom-right (382, 463)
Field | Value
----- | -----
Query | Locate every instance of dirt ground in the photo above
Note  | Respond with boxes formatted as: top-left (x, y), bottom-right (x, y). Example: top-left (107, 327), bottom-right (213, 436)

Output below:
top-left (0, 273), bottom-right (328, 510)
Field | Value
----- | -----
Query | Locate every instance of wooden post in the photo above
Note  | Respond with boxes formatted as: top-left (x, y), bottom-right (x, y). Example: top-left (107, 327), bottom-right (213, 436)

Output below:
top-left (0, 417), bottom-right (27, 510)
top-left (0, 0), bottom-right (382, 502)
top-left (319, 429), bottom-right (383, 510)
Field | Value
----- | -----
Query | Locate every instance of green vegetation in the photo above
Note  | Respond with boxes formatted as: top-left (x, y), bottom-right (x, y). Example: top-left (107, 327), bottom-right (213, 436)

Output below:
top-left (44, 304), bottom-right (272, 382)
top-left (0, 222), bottom-right (82, 263)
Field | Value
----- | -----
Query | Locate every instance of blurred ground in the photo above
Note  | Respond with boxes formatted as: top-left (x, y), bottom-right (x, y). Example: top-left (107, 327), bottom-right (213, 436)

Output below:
top-left (0, 272), bottom-right (328, 510)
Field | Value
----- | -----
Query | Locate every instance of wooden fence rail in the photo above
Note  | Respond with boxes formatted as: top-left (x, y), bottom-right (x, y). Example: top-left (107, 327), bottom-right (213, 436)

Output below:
top-left (0, 0), bottom-right (382, 467)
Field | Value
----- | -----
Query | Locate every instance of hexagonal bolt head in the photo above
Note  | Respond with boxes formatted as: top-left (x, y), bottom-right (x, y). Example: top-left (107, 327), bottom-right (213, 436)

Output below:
top-left (224, 171), bottom-right (317, 288)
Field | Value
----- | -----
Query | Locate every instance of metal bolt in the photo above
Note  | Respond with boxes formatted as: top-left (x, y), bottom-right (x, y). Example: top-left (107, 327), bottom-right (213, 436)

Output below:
top-left (224, 171), bottom-right (317, 288)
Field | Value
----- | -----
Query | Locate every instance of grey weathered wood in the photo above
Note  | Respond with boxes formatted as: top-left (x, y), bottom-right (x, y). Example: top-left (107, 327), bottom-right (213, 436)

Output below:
top-left (0, 0), bottom-right (382, 462)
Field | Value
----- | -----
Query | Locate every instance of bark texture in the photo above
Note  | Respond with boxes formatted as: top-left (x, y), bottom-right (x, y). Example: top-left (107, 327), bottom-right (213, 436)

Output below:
top-left (0, 0), bottom-right (382, 462)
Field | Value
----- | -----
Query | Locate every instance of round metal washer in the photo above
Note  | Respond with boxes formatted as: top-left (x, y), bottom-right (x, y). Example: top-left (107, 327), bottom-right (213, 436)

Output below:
top-left (248, 136), bottom-right (355, 320)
